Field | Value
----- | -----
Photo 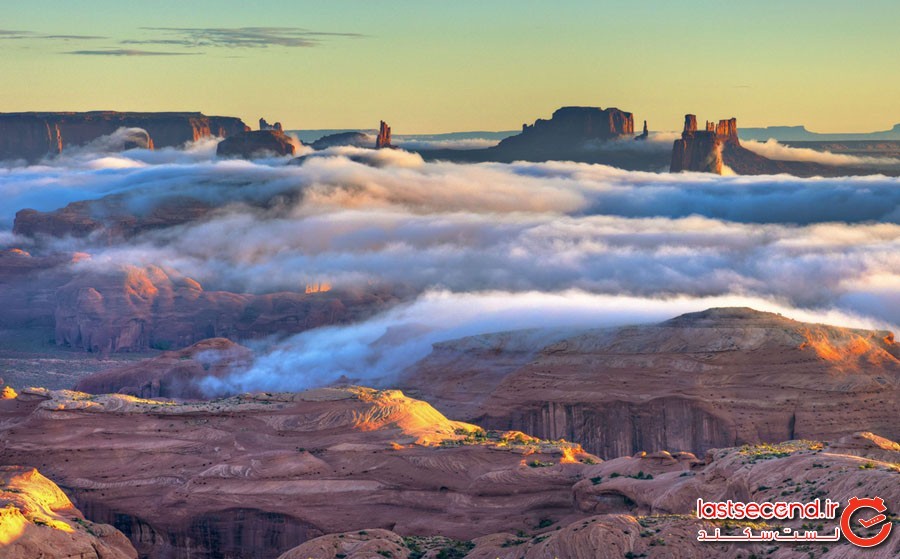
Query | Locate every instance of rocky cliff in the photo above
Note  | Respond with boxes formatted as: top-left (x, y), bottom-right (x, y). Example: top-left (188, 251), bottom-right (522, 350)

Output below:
top-left (52, 265), bottom-right (396, 353)
top-left (0, 111), bottom-right (249, 162)
top-left (0, 465), bottom-right (137, 559)
top-left (0, 387), bottom-right (597, 559)
top-left (1, 387), bottom-right (896, 559)
top-left (401, 307), bottom-right (900, 458)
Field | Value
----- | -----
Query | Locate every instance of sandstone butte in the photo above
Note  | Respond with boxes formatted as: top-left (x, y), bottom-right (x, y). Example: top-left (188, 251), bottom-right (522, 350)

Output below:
top-left (0, 111), bottom-right (249, 162)
top-left (0, 385), bottom-right (897, 559)
top-left (667, 114), bottom-right (893, 176)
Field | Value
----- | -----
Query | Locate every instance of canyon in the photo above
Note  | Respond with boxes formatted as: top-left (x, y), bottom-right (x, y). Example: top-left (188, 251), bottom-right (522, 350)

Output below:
top-left (0, 385), bottom-right (896, 558)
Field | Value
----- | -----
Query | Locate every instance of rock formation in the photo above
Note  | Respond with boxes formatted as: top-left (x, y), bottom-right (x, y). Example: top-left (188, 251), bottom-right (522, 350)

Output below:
top-left (375, 120), bottom-right (392, 149)
top-left (0, 465), bottom-right (137, 559)
top-left (259, 117), bottom-right (283, 132)
top-left (417, 106), bottom-right (674, 171)
top-left (0, 112), bottom-right (249, 163)
top-left (501, 106), bottom-right (634, 150)
top-left (401, 307), bottom-right (900, 458)
top-left (1, 386), bottom-right (895, 558)
top-left (310, 131), bottom-right (371, 150)
top-left (75, 338), bottom-right (252, 399)
top-left (670, 114), bottom-right (740, 174)
top-left (634, 119), bottom-right (649, 140)
top-left (216, 129), bottom-right (296, 158)
top-left (0, 386), bottom-right (597, 559)
top-left (51, 265), bottom-right (396, 353)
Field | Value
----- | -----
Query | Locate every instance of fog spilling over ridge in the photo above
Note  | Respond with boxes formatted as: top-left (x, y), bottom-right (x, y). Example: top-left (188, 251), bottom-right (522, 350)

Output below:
top-left (2, 137), bottom-right (899, 393)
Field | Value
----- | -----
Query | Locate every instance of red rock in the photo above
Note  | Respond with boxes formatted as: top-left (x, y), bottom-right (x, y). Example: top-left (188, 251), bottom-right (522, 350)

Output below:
top-left (0, 112), bottom-right (249, 162)
top-left (0, 465), bottom-right (137, 559)
top-left (670, 114), bottom-right (740, 174)
top-left (75, 338), bottom-right (252, 399)
top-left (401, 307), bottom-right (900, 458)
top-left (375, 121), bottom-right (392, 149)
top-left (52, 265), bottom-right (397, 353)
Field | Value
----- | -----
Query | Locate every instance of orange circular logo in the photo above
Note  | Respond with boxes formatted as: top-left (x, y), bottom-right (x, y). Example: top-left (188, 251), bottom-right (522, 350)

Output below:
top-left (840, 496), bottom-right (892, 548)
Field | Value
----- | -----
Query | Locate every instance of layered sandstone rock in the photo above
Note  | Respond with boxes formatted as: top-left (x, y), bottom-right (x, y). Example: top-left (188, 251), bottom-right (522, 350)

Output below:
top-left (375, 121), bottom-right (392, 149)
top-left (0, 465), bottom-right (137, 559)
top-left (216, 130), bottom-right (296, 158)
top-left (276, 433), bottom-right (900, 559)
top-left (0, 112), bottom-right (248, 162)
top-left (0, 387), bottom-right (597, 559)
top-left (401, 307), bottom-right (900, 458)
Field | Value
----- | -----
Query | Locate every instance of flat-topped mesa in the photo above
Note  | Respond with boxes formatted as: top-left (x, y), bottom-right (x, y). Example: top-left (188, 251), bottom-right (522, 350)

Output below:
top-left (259, 117), bottom-right (283, 133)
top-left (0, 111), bottom-right (249, 162)
top-left (375, 120), bottom-right (392, 148)
top-left (518, 106), bottom-right (634, 140)
top-left (671, 114), bottom-right (740, 174)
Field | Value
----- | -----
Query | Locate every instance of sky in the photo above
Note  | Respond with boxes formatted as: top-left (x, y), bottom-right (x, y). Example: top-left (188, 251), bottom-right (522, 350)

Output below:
top-left (1, 0), bottom-right (898, 133)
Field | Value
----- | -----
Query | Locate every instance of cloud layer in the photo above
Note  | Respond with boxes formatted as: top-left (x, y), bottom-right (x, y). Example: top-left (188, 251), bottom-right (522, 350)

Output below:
top-left (2, 139), bottom-right (899, 392)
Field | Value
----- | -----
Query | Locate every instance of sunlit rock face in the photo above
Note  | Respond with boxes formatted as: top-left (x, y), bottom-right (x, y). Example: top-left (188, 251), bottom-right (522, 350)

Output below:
top-left (0, 465), bottom-right (137, 559)
top-left (0, 111), bottom-right (248, 162)
top-left (401, 307), bottom-right (900, 457)
top-left (670, 114), bottom-right (739, 174)
top-left (51, 265), bottom-right (394, 353)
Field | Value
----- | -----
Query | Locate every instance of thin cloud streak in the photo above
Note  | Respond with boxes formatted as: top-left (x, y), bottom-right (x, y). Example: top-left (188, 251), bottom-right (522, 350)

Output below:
top-left (65, 49), bottom-right (200, 57)
top-left (128, 26), bottom-right (364, 49)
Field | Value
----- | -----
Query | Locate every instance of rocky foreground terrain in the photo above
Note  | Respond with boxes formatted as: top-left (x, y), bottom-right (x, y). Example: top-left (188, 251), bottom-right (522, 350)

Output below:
top-left (0, 385), bottom-right (897, 558)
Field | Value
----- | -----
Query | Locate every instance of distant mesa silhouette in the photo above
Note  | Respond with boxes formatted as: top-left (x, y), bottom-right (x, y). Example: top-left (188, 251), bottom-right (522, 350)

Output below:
top-left (217, 129), bottom-right (295, 158)
top-left (0, 111), bottom-right (249, 163)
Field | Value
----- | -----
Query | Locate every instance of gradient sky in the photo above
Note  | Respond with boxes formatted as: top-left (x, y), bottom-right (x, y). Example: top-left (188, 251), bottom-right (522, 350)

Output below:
top-left (2, 0), bottom-right (898, 133)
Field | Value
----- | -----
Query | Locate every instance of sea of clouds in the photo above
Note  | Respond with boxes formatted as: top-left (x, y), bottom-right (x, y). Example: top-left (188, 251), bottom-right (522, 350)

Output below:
top-left (1, 134), bottom-right (898, 392)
